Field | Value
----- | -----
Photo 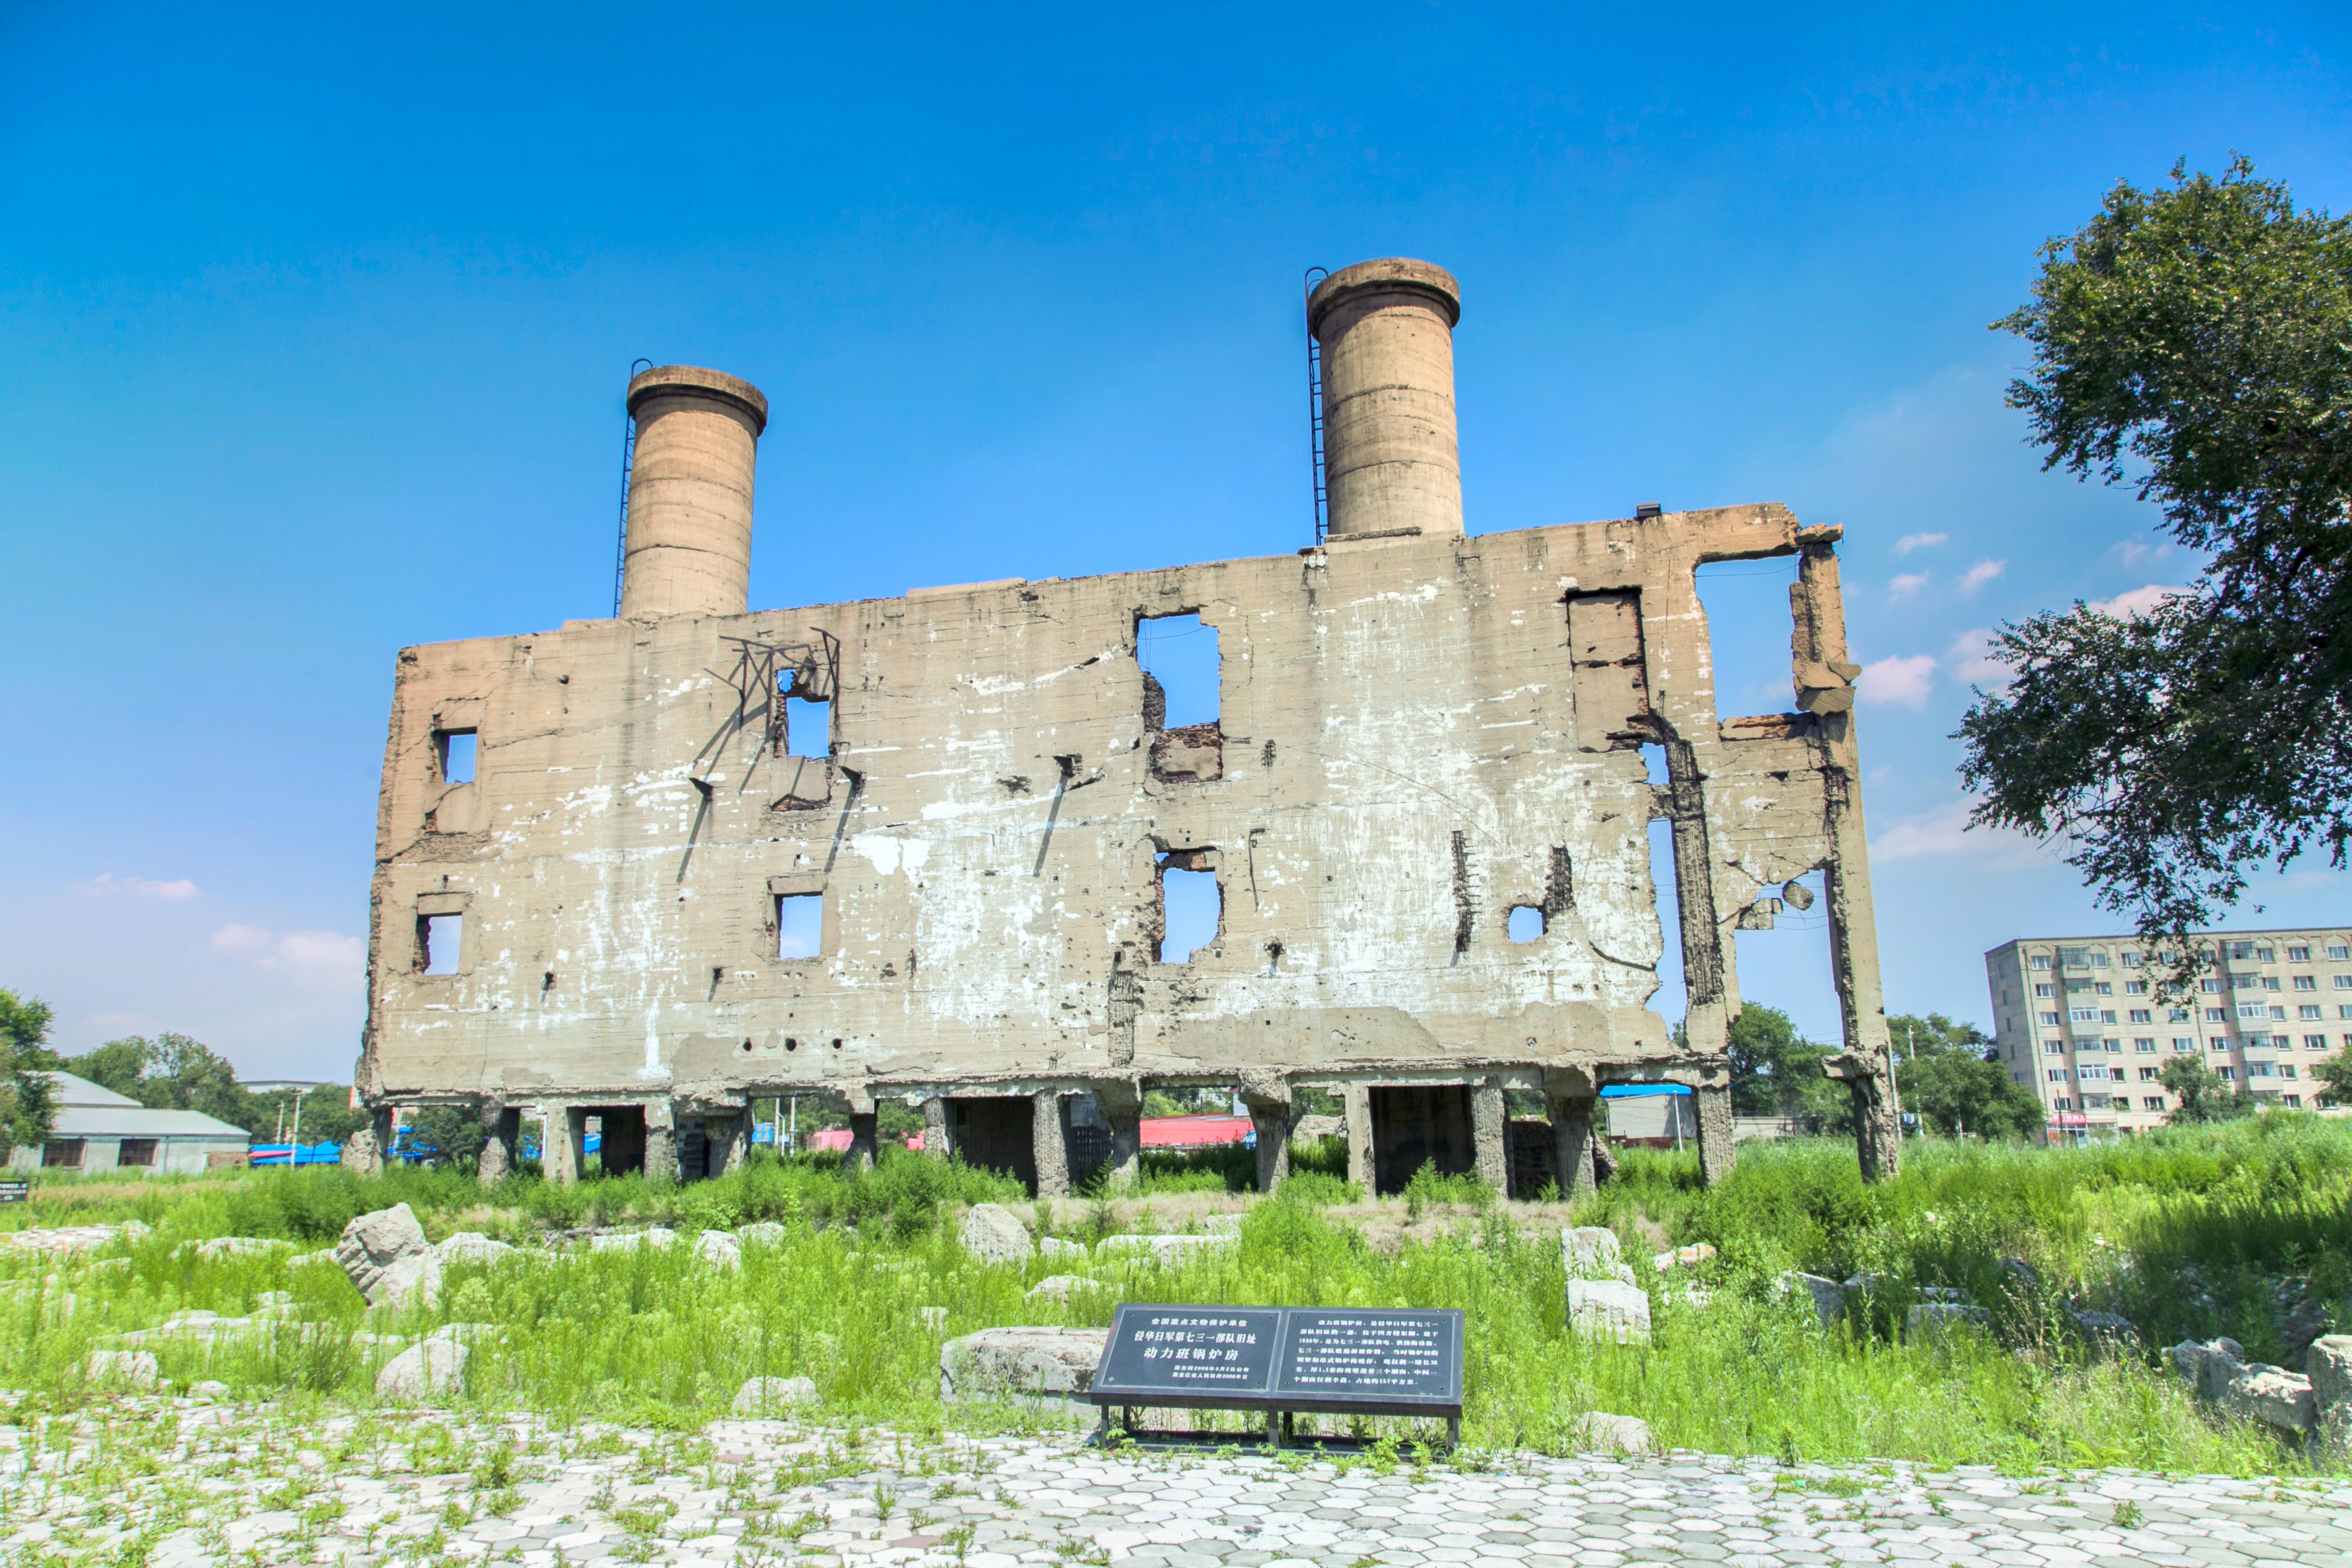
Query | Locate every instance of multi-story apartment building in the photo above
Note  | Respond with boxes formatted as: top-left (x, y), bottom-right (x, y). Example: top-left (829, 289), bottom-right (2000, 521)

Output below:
top-left (1985, 928), bottom-right (2351, 1139)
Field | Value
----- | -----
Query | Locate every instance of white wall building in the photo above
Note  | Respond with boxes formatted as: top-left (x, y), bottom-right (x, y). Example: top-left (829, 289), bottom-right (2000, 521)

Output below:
top-left (11, 1073), bottom-right (251, 1176)
top-left (1984, 929), bottom-right (2352, 1139)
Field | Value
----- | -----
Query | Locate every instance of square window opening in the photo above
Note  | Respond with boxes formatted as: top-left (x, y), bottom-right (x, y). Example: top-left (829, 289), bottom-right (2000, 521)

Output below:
top-left (776, 893), bottom-right (824, 959)
top-left (418, 914), bottom-right (462, 976)
top-left (117, 1138), bottom-right (156, 1168)
top-left (1508, 905), bottom-right (1545, 943)
top-left (436, 729), bottom-right (476, 784)
top-left (1157, 862), bottom-right (1221, 964)
top-left (780, 676), bottom-right (831, 761)
top-left (42, 1140), bottom-right (84, 1168)
top-left (1692, 556), bottom-right (1805, 720)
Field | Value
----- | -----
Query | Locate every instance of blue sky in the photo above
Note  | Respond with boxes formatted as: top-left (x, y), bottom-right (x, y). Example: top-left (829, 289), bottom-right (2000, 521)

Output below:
top-left (5, 2), bottom-right (2350, 1078)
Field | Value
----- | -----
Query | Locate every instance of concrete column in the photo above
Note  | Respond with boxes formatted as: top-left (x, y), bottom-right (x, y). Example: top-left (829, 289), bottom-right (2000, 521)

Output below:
top-left (846, 1112), bottom-right (879, 1174)
top-left (1547, 1093), bottom-right (1597, 1203)
top-left (715, 1108), bottom-right (751, 1175)
top-left (618, 365), bottom-right (768, 619)
top-left (1307, 258), bottom-right (1464, 541)
top-left (1470, 1079), bottom-right (1508, 1195)
top-left (645, 1104), bottom-right (678, 1185)
top-left (1032, 1090), bottom-right (1070, 1198)
top-left (477, 1104), bottom-right (519, 1186)
top-left (1245, 1098), bottom-right (1292, 1193)
top-left (1695, 1083), bottom-right (1736, 1185)
top-left (344, 1106), bottom-right (394, 1177)
top-left (1091, 1085), bottom-right (1142, 1189)
top-left (1344, 1085), bottom-right (1374, 1192)
top-left (922, 1096), bottom-right (950, 1159)
top-left (550, 1106), bottom-right (586, 1184)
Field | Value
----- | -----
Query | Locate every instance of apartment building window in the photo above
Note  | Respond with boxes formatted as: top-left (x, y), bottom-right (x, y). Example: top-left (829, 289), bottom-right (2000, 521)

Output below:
top-left (2201, 978), bottom-right (2221, 993)
top-left (2330, 944), bottom-right (2350, 960)
top-left (2280, 1064), bottom-right (2299, 1080)
top-left (2159, 949), bottom-right (2180, 963)
top-left (2334, 974), bottom-right (2352, 989)
top-left (2128, 1009), bottom-right (2152, 1023)
top-left (2078, 1063), bottom-right (2109, 1081)
top-left (2258, 946), bottom-right (2277, 962)
top-left (2047, 1068), bottom-right (2067, 1082)
top-left (2246, 1062), bottom-right (2274, 1078)
top-left (2034, 983), bottom-right (2056, 998)
top-left (2284, 1093), bottom-right (2305, 1107)
top-left (2169, 1009), bottom-right (2192, 1022)
top-left (2274, 1034), bottom-right (2294, 1049)
top-left (2122, 952), bottom-right (2143, 967)
top-left (2263, 975), bottom-right (2283, 991)
top-left (2085, 1094), bottom-right (2112, 1109)
top-left (2069, 1006), bottom-right (2098, 1023)
top-left (2143, 1096), bottom-right (2166, 1111)
top-left (2211, 1037), bottom-right (2231, 1052)
top-left (2301, 1005), bottom-right (2323, 1020)
top-left (2173, 1037), bottom-right (2196, 1051)
top-left (2206, 1008), bottom-right (2227, 1022)
top-left (2237, 1003), bottom-right (2267, 1019)
top-left (2137, 1066), bottom-right (2159, 1081)
top-left (2094, 981), bottom-right (2114, 996)
top-left (2231, 941), bottom-right (2256, 960)
top-left (2294, 974), bottom-right (2318, 991)
top-left (2123, 980), bottom-right (2146, 996)
top-left (2217, 1065), bottom-right (2237, 1081)
top-left (2044, 1040), bottom-right (2065, 1055)
top-left (2233, 975), bottom-right (2259, 990)
top-left (2056, 1097), bottom-right (2075, 1111)
top-left (2134, 1037), bottom-right (2155, 1052)
top-left (2032, 954), bottom-right (2052, 970)
top-left (2308, 1034), bottom-right (2329, 1050)
top-left (2341, 1006), bottom-right (2352, 1019)
top-left (2289, 945), bottom-right (2312, 962)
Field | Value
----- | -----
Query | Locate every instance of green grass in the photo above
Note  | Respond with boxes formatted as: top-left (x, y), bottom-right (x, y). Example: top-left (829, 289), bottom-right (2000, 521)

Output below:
top-left (3, 1117), bottom-right (2345, 1477)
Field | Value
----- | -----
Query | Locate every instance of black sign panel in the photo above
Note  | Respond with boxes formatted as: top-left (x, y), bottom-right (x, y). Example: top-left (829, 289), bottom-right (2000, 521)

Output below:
top-left (1089, 1303), bottom-right (1464, 1421)
top-left (1274, 1308), bottom-right (1462, 1410)
top-left (0, 1180), bottom-right (27, 1204)
top-left (1093, 1305), bottom-right (1284, 1404)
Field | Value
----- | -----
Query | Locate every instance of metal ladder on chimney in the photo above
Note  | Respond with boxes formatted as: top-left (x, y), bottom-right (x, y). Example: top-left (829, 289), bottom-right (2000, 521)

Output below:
top-left (1304, 268), bottom-right (1330, 546)
top-left (612, 357), bottom-right (653, 615)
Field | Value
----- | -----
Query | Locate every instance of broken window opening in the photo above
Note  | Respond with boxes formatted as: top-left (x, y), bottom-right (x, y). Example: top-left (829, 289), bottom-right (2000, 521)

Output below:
top-left (776, 892), bottom-right (824, 960)
top-left (1646, 818), bottom-right (1686, 1029)
top-left (436, 728), bottom-right (477, 784)
top-left (1158, 858), bottom-right (1221, 964)
top-left (117, 1138), bottom-right (157, 1168)
top-left (780, 674), bottom-right (831, 761)
top-left (1507, 906), bottom-right (1545, 943)
top-left (1642, 743), bottom-right (1670, 788)
top-left (1140, 612), bottom-right (1223, 784)
top-left (419, 914), bottom-right (462, 976)
top-left (1692, 557), bottom-right (1804, 720)
top-left (1728, 867), bottom-right (1841, 1048)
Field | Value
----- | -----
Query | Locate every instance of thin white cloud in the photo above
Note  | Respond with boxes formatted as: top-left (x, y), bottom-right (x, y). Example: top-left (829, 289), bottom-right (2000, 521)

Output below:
top-left (2091, 583), bottom-right (2183, 620)
top-left (1946, 628), bottom-right (2009, 687)
top-left (2112, 539), bottom-right (2173, 569)
top-left (212, 924), bottom-right (364, 979)
top-left (1888, 571), bottom-right (1931, 602)
top-left (1957, 558), bottom-right (2005, 596)
top-left (1895, 532), bottom-right (1947, 555)
top-left (79, 874), bottom-right (199, 900)
top-left (1859, 653), bottom-right (1937, 710)
top-left (1870, 797), bottom-right (2047, 867)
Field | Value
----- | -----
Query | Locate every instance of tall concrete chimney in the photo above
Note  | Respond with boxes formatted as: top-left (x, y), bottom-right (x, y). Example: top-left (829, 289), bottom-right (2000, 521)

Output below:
top-left (618, 365), bottom-right (769, 619)
top-left (1307, 258), bottom-right (1463, 540)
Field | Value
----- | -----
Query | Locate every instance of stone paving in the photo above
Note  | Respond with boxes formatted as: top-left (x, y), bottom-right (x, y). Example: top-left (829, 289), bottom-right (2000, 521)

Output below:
top-left (1, 1397), bottom-right (2348, 1566)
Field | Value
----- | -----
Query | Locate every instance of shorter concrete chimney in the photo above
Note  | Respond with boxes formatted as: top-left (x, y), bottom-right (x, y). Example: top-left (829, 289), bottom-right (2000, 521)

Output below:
top-left (618, 365), bottom-right (769, 619)
top-left (1307, 259), bottom-right (1463, 540)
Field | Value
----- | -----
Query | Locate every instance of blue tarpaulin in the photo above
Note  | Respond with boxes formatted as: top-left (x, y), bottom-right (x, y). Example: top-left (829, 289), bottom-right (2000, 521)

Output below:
top-left (1599, 1084), bottom-right (1690, 1097)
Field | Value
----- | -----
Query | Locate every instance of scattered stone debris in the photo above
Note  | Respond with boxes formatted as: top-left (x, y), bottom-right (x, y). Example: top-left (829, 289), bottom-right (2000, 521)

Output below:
top-left (1025, 1274), bottom-right (1099, 1304)
top-left (1561, 1227), bottom-right (1637, 1285)
top-left (1570, 1411), bottom-right (1654, 1455)
top-left (1566, 1279), bottom-right (1652, 1345)
top-left (335, 1204), bottom-right (441, 1309)
top-left (435, 1232), bottom-right (517, 1264)
top-left (80, 1349), bottom-right (158, 1389)
top-left (374, 1339), bottom-right (467, 1401)
top-left (1905, 1303), bottom-right (1993, 1343)
top-left (959, 1204), bottom-right (1034, 1265)
top-left (2172, 1334), bottom-right (2352, 1446)
top-left (1650, 1242), bottom-right (1716, 1272)
top-left (940, 1327), bottom-right (1107, 1415)
top-left (1094, 1234), bottom-right (1234, 1264)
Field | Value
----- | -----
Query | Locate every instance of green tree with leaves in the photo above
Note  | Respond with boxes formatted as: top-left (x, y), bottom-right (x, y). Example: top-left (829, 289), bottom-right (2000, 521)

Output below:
top-left (64, 1034), bottom-right (255, 1134)
top-left (2312, 1049), bottom-right (2352, 1108)
top-left (2158, 1054), bottom-right (2257, 1124)
top-left (0, 988), bottom-right (61, 1159)
top-left (1884, 1013), bottom-right (2046, 1140)
top-left (1725, 1005), bottom-right (1840, 1125)
top-left (1962, 159), bottom-right (2352, 954)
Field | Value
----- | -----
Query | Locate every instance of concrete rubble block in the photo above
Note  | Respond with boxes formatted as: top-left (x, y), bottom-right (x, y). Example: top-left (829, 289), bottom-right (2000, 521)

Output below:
top-left (1566, 1279), bottom-right (1652, 1346)
top-left (335, 1204), bottom-right (432, 1302)
top-left (2172, 1337), bottom-right (2247, 1403)
top-left (737, 1222), bottom-right (789, 1250)
top-left (83, 1349), bottom-right (160, 1389)
top-left (1570, 1411), bottom-right (1654, 1456)
top-left (732, 1376), bottom-right (818, 1414)
top-left (1025, 1275), bottom-right (1101, 1304)
top-left (192, 1237), bottom-right (279, 1261)
top-left (2306, 1335), bottom-right (2352, 1459)
top-left (1784, 1272), bottom-right (1847, 1328)
top-left (369, 1251), bottom-right (443, 1312)
top-left (1561, 1227), bottom-right (1637, 1285)
top-left (374, 1339), bottom-right (468, 1401)
top-left (588, 1228), bottom-right (676, 1252)
top-left (1904, 1303), bottom-right (1993, 1344)
top-left (1037, 1236), bottom-right (1088, 1259)
top-left (696, 1230), bottom-right (743, 1270)
top-left (2068, 1310), bottom-right (2139, 1351)
top-left (959, 1205), bottom-right (1034, 1266)
top-left (1094, 1234), bottom-right (1235, 1264)
top-left (940, 1327), bottom-right (1109, 1411)
top-left (2222, 1363), bottom-right (2316, 1435)
top-left (2281, 1298), bottom-right (2332, 1368)
top-left (435, 1233), bottom-right (516, 1264)
top-left (1651, 1243), bottom-right (1717, 1272)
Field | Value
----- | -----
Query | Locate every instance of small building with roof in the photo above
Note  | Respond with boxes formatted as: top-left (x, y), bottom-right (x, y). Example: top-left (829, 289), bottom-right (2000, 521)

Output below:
top-left (10, 1073), bottom-right (251, 1176)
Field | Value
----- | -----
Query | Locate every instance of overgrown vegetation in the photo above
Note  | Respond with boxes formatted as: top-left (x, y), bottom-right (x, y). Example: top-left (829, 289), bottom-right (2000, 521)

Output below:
top-left (5, 1117), bottom-right (2346, 1477)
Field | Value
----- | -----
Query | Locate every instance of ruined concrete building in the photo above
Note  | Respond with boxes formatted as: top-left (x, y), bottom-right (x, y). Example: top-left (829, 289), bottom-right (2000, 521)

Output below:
top-left (354, 257), bottom-right (1903, 1193)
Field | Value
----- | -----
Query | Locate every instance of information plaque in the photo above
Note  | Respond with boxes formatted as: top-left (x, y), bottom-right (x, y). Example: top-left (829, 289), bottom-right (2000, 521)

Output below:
top-left (1089, 1303), bottom-right (1464, 1446)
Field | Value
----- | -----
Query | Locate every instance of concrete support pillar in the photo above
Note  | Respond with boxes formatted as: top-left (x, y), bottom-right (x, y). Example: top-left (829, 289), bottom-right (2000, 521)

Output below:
top-left (715, 1107), bottom-right (751, 1175)
top-left (1695, 1083), bottom-right (1736, 1186)
top-left (1093, 1086), bottom-right (1141, 1189)
top-left (552, 1106), bottom-right (586, 1184)
top-left (645, 1108), bottom-right (678, 1186)
top-left (922, 1096), bottom-right (950, 1159)
top-left (345, 1106), bottom-right (395, 1177)
top-left (1344, 1085), bottom-right (1374, 1192)
top-left (1032, 1090), bottom-right (1070, 1198)
top-left (1546, 1093), bottom-right (1597, 1204)
top-left (1470, 1079), bottom-right (1508, 1195)
top-left (477, 1104), bottom-right (519, 1186)
top-left (1244, 1098), bottom-right (1292, 1193)
top-left (846, 1112), bottom-right (879, 1174)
